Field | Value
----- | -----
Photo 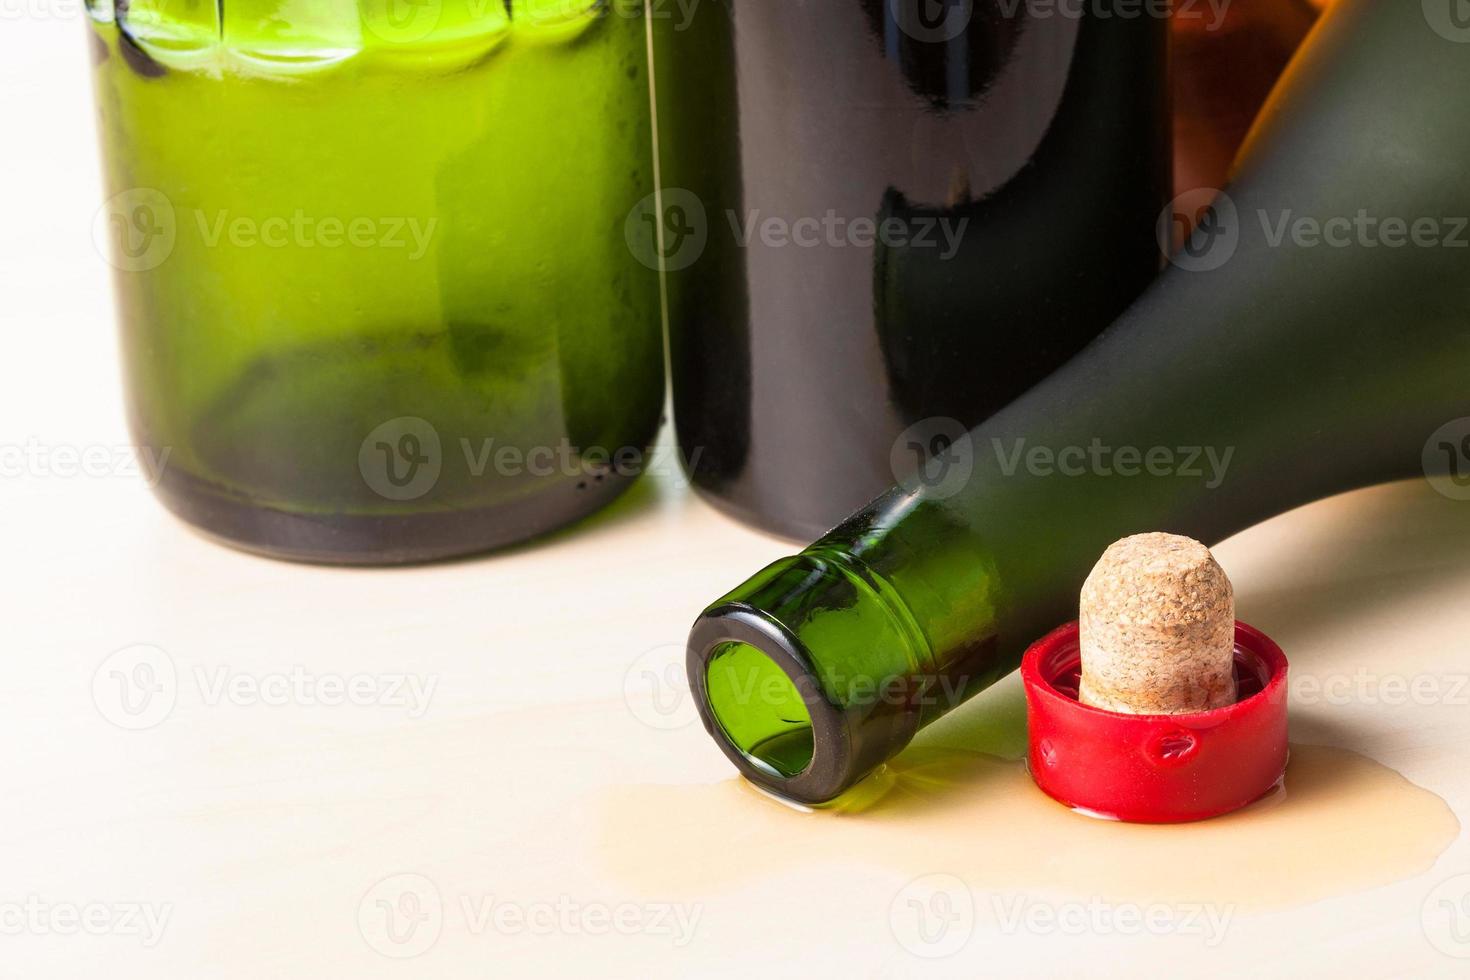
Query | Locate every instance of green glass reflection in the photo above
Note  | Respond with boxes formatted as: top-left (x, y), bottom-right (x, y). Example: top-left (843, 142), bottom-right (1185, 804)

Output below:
top-left (705, 642), bottom-right (815, 778)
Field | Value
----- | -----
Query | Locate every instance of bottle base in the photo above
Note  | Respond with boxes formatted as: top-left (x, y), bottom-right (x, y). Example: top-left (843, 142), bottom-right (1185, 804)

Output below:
top-left (150, 462), bottom-right (645, 566)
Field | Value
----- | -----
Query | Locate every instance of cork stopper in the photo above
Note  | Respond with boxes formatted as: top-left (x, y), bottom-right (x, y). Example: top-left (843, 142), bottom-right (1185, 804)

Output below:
top-left (1078, 533), bottom-right (1237, 715)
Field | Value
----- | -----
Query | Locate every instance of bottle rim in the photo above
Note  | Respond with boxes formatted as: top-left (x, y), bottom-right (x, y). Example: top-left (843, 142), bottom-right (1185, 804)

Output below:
top-left (687, 605), bottom-right (855, 805)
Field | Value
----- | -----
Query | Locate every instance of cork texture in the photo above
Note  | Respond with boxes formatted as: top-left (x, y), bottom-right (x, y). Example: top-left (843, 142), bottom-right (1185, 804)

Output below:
top-left (1078, 533), bottom-right (1237, 715)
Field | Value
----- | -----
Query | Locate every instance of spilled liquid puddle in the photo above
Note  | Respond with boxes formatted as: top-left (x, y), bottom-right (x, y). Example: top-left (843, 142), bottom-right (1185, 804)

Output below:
top-left (598, 743), bottom-right (1458, 910)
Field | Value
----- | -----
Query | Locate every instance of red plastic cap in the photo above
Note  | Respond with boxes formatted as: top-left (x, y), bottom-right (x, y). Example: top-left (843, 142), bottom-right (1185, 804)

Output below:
top-left (1022, 621), bottom-right (1289, 824)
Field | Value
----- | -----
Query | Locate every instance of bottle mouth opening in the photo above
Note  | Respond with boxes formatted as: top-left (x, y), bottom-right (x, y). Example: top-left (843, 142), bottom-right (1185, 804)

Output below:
top-left (687, 606), bottom-right (852, 805)
top-left (704, 641), bottom-right (816, 778)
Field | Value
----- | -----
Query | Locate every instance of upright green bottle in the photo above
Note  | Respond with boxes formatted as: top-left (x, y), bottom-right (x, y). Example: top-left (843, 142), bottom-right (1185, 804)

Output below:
top-left (89, 0), bottom-right (664, 564)
top-left (688, 0), bottom-right (1470, 803)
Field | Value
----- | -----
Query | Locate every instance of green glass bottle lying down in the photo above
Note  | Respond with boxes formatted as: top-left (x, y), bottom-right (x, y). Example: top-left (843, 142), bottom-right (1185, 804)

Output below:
top-left (88, 0), bottom-right (664, 563)
top-left (688, 0), bottom-right (1470, 804)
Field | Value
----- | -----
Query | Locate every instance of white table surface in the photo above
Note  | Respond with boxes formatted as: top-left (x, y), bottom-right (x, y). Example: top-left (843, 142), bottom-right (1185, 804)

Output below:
top-left (6, 12), bottom-right (1470, 978)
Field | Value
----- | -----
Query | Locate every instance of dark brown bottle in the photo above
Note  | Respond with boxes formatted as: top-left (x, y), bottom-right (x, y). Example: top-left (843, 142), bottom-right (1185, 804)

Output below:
top-left (1172, 0), bottom-right (1319, 202)
top-left (654, 1), bottom-right (1171, 539)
